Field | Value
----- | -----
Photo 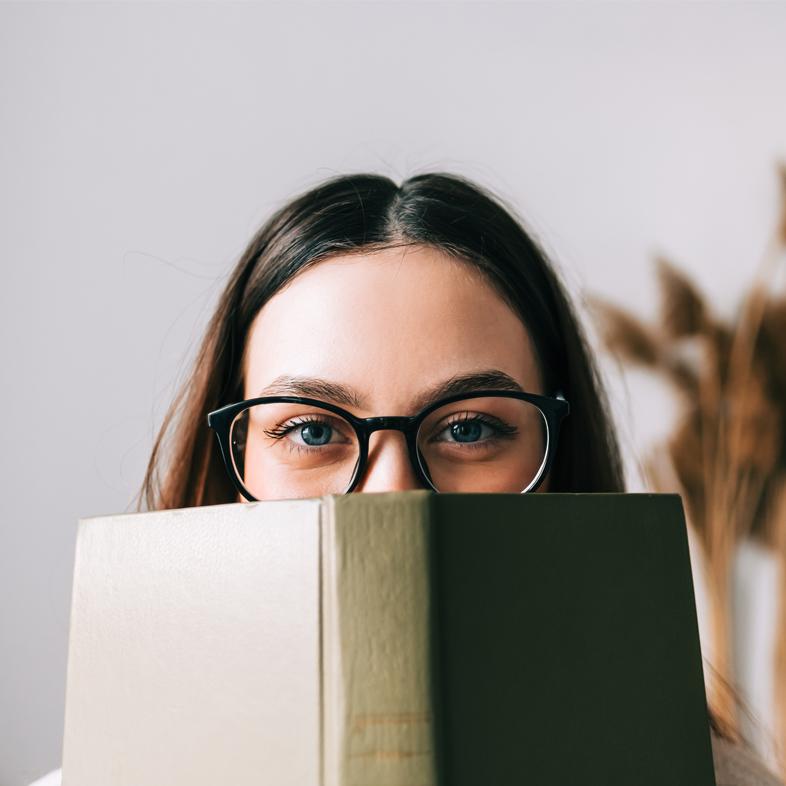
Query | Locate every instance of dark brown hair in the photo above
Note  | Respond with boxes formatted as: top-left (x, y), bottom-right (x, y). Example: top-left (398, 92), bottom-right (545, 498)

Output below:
top-left (135, 170), bottom-right (734, 743)
top-left (135, 171), bottom-right (624, 511)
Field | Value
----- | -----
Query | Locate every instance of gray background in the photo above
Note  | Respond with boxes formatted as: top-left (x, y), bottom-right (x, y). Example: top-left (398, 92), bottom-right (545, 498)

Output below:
top-left (2, 2), bottom-right (786, 784)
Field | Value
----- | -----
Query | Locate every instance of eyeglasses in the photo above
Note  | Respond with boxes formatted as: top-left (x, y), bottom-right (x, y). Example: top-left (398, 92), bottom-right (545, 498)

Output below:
top-left (207, 390), bottom-right (569, 502)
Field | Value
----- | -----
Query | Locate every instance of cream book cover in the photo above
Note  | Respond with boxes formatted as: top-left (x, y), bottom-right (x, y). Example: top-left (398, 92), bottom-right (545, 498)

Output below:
top-left (61, 491), bottom-right (717, 786)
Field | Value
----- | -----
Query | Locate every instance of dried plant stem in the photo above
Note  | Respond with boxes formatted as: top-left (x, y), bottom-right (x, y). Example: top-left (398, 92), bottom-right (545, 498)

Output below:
top-left (721, 233), bottom-right (782, 511)
top-left (707, 552), bottom-right (737, 733)
top-left (697, 320), bottom-right (738, 730)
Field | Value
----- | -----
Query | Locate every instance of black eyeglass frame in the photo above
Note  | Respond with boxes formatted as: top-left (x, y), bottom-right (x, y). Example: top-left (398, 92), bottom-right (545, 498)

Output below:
top-left (207, 389), bottom-right (570, 502)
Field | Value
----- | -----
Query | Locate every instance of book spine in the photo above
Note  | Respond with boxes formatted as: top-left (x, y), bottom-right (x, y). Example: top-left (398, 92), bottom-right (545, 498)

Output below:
top-left (321, 492), bottom-right (439, 786)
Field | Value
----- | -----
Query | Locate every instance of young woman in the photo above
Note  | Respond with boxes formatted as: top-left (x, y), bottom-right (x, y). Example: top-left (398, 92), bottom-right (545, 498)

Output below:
top-left (31, 172), bottom-right (782, 785)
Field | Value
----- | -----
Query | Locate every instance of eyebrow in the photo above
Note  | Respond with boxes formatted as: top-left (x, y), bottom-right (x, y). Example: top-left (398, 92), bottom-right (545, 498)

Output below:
top-left (256, 369), bottom-right (526, 414)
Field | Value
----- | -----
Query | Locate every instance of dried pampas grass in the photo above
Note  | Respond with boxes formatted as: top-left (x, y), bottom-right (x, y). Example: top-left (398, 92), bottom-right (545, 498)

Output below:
top-left (591, 163), bottom-right (786, 775)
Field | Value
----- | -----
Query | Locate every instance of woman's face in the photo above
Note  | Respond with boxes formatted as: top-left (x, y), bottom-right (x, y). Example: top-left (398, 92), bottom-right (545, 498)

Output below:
top-left (240, 244), bottom-right (549, 499)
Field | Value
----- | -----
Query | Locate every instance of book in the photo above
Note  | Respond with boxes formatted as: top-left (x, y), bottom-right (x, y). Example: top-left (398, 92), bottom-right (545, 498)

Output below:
top-left (61, 491), bottom-right (717, 785)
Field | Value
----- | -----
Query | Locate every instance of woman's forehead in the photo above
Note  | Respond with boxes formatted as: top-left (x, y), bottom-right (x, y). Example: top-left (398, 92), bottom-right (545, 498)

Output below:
top-left (242, 247), bottom-right (543, 410)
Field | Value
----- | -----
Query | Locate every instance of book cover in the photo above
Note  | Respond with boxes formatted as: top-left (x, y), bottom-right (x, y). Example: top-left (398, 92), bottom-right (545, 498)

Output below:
top-left (61, 492), bottom-right (716, 786)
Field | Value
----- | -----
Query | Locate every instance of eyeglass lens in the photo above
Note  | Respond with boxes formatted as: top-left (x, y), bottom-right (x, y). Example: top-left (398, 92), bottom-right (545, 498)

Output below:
top-left (229, 396), bottom-right (548, 501)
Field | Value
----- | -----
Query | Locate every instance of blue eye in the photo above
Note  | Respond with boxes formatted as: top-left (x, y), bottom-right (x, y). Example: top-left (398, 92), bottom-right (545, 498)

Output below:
top-left (434, 417), bottom-right (499, 444)
top-left (264, 415), bottom-right (352, 450)
top-left (449, 421), bottom-right (488, 443)
top-left (427, 411), bottom-right (519, 448)
top-left (299, 423), bottom-right (332, 446)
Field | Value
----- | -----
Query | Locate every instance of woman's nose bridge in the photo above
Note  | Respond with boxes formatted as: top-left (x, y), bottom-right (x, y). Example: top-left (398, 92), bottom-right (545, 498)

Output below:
top-left (358, 427), bottom-right (421, 490)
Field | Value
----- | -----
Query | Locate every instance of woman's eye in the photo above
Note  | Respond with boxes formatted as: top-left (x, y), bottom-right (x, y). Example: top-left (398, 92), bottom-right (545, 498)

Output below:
top-left (277, 418), bottom-right (353, 448)
top-left (264, 415), bottom-right (353, 449)
top-left (438, 419), bottom-right (495, 444)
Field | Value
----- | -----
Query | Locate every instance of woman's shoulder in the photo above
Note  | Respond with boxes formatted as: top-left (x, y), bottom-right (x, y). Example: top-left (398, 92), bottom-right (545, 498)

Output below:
top-left (712, 731), bottom-right (785, 786)
top-left (28, 768), bottom-right (61, 786)
top-left (25, 739), bottom-right (784, 786)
